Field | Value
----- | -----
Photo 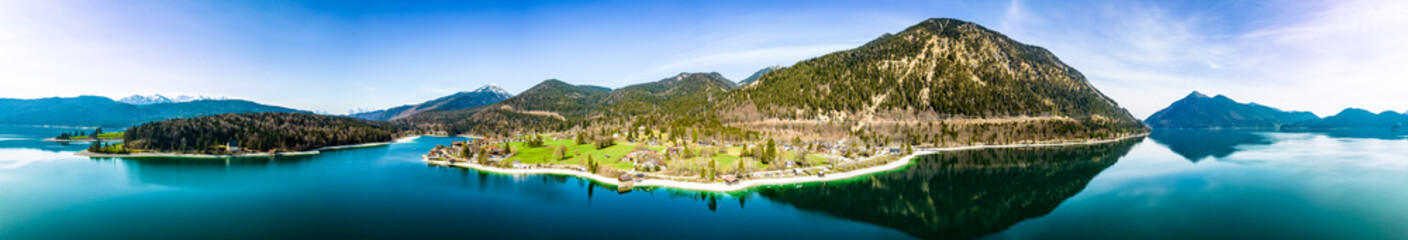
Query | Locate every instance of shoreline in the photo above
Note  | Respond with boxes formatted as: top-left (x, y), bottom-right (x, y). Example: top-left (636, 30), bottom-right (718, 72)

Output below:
top-left (43, 138), bottom-right (123, 143)
top-left (428, 133), bottom-right (1149, 192)
top-left (75, 135), bottom-right (420, 159)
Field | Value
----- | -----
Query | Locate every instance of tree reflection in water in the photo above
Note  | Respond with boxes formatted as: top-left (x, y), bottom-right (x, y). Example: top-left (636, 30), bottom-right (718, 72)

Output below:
top-left (755, 138), bottom-right (1141, 239)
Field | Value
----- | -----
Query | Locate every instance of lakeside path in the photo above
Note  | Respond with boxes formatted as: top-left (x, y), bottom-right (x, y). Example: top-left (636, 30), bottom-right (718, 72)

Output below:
top-left (428, 133), bottom-right (1149, 192)
top-left (74, 135), bottom-right (422, 159)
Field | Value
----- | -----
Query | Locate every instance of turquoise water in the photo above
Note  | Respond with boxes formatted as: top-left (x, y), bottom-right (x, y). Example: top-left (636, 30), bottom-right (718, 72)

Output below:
top-left (2, 126), bottom-right (1406, 239)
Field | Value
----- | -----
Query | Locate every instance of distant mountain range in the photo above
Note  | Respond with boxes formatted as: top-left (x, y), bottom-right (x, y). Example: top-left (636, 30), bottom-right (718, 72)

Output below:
top-left (0, 96), bottom-right (308, 127)
top-left (118, 94), bottom-right (227, 105)
top-left (393, 79), bottom-right (612, 134)
top-left (396, 73), bottom-right (735, 134)
top-left (1144, 91), bottom-right (1317, 129)
top-left (349, 85), bottom-right (513, 121)
top-left (1146, 91), bottom-right (1404, 130)
top-left (1289, 108), bottom-right (1407, 130)
top-left (397, 18), bottom-right (1148, 146)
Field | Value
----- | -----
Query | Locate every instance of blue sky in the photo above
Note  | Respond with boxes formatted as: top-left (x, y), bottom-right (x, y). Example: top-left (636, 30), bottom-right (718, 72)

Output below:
top-left (0, 0), bottom-right (1403, 117)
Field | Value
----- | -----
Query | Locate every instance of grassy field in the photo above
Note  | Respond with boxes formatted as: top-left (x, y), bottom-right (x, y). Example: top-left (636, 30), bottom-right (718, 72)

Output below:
top-left (506, 138), bottom-right (665, 170)
top-left (706, 147), bottom-right (828, 170)
top-left (67, 132), bottom-right (124, 140)
top-left (90, 142), bottom-right (133, 153)
top-left (502, 136), bottom-right (835, 173)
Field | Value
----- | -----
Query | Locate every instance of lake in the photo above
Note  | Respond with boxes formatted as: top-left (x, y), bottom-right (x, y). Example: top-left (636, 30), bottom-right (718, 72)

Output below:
top-left (2, 126), bottom-right (1406, 239)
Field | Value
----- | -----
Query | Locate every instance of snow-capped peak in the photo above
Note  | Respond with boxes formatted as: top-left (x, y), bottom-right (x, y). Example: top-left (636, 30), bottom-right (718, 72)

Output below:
top-left (118, 94), bottom-right (226, 105)
top-left (472, 84), bottom-right (513, 97)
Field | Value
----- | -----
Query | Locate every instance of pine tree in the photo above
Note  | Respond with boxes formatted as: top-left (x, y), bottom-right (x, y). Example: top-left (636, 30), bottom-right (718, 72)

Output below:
top-left (737, 158), bottom-right (745, 175)
top-left (586, 155), bottom-right (595, 173)
top-left (706, 159), bottom-right (717, 181)
top-left (475, 148), bottom-right (488, 164)
top-left (764, 139), bottom-right (776, 164)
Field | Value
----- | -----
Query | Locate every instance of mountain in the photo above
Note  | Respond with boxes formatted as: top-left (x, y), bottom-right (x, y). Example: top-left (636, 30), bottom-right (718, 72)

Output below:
top-left (118, 95), bottom-right (174, 105)
top-left (396, 79), bottom-right (612, 134)
top-left (722, 18), bottom-right (1146, 145)
top-left (398, 73), bottom-right (737, 135)
top-left (483, 80), bottom-right (612, 120)
top-left (118, 94), bottom-right (224, 105)
top-left (737, 66), bottom-right (782, 87)
top-left (349, 85), bottom-right (513, 121)
top-left (1288, 108), bottom-right (1407, 130)
top-left (598, 72), bottom-right (736, 118)
top-left (1144, 91), bottom-right (1319, 129)
top-left (0, 96), bottom-right (309, 127)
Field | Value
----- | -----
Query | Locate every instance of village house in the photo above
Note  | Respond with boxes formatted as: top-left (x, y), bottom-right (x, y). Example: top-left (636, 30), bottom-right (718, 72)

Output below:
top-left (226, 139), bottom-right (241, 152)
top-left (721, 175), bottom-right (739, 185)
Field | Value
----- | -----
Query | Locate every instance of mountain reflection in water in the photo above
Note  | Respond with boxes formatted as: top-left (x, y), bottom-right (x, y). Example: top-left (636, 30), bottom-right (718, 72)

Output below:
top-left (1149, 130), bottom-right (1273, 162)
top-left (754, 138), bottom-right (1141, 239)
top-left (1150, 129), bottom-right (1408, 163)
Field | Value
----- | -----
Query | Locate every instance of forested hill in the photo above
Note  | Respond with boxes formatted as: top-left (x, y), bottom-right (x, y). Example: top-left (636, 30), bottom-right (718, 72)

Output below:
top-left (722, 18), bottom-right (1146, 145)
top-left (488, 79), bottom-right (613, 120)
top-left (349, 85), bottom-right (512, 121)
top-left (0, 96), bottom-right (308, 127)
top-left (124, 112), bottom-right (395, 153)
top-left (598, 72), bottom-right (736, 118)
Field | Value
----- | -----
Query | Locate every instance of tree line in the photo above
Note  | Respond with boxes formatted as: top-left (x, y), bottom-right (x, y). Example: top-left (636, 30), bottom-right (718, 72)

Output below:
top-left (124, 112), bottom-right (395, 153)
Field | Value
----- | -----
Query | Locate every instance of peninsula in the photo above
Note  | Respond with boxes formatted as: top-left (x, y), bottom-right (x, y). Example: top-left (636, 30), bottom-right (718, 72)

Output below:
top-left (77, 112), bottom-right (401, 158)
top-left (424, 133), bottom-right (1147, 192)
top-left (46, 127), bottom-right (124, 142)
top-left (411, 18), bottom-right (1148, 192)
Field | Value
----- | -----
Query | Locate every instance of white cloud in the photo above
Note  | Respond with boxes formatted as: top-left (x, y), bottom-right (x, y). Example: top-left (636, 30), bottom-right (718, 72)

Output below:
top-left (1236, 0), bottom-right (1408, 115)
top-left (998, 0), bottom-right (1408, 118)
top-left (0, 1), bottom-right (253, 99)
top-left (2, 0), bottom-right (1402, 117)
